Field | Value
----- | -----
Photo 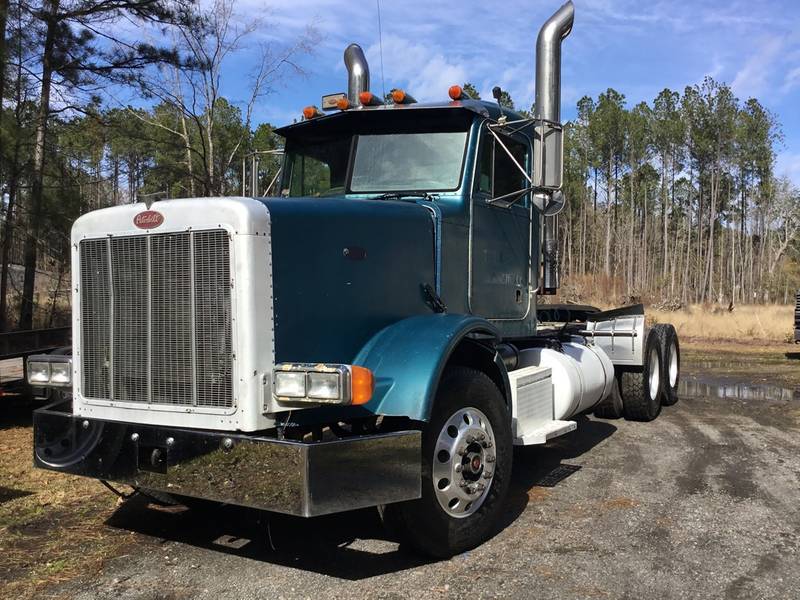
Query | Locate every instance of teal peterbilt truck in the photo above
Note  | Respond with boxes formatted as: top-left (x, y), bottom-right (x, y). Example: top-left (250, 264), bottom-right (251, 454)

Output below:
top-left (30, 1), bottom-right (680, 557)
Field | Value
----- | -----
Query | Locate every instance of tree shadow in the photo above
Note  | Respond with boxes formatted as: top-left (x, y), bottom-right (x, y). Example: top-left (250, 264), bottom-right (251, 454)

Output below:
top-left (784, 351), bottom-right (800, 360)
top-left (103, 415), bottom-right (617, 579)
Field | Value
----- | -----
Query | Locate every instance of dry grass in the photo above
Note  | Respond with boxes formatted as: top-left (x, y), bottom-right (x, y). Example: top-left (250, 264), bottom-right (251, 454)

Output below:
top-left (0, 408), bottom-right (139, 600)
top-left (648, 303), bottom-right (794, 343)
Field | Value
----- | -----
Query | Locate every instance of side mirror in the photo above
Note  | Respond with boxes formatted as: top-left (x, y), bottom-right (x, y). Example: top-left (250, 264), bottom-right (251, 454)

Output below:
top-left (533, 190), bottom-right (565, 216)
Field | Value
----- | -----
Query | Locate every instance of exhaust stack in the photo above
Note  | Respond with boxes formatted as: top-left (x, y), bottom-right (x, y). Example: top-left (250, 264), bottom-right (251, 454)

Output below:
top-left (534, 1), bottom-right (573, 295)
top-left (344, 44), bottom-right (370, 106)
top-left (534, 1), bottom-right (574, 123)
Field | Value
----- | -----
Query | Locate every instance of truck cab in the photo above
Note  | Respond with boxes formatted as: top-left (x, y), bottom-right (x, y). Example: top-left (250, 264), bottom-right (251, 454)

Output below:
top-left (30, 1), bottom-right (681, 557)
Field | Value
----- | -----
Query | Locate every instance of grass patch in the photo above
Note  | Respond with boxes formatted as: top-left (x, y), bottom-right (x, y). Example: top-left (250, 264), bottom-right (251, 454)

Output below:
top-left (0, 421), bottom-right (142, 600)
top-left (648, 304), bottom-right (793, 343)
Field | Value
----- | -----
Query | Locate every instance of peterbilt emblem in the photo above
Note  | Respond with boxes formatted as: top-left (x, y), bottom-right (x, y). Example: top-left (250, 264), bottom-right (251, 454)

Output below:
top-left (134, 211), bottom-right (164, 229)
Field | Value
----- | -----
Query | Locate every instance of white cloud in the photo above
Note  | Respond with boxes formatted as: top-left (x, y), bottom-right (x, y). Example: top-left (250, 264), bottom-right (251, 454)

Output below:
top-left (364, 35), bottom-right (467, 102)
top-left (776, 151), bottom-right (800, 186)
top-left (781, 66), bottom-right (800, 94)
top-left (731, 37), bottom-right (785, 98)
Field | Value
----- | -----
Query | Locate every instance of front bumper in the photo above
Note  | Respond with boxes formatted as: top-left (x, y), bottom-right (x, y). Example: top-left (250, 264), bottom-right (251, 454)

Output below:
top-left (33, 401), bottom-right (421, 517)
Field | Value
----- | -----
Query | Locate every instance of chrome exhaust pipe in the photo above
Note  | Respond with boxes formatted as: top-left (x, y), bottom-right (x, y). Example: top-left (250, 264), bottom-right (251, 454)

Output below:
top-left (535, 1), bottom-right (573, 294)
top-left (534, 1), bottom-right (574, 122)
top-left (344, 44), bottom-right (370, 106)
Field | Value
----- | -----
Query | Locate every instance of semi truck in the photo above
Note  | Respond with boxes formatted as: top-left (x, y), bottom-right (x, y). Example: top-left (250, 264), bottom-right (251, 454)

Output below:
top-left (30, 1), bottom-right (681, 557)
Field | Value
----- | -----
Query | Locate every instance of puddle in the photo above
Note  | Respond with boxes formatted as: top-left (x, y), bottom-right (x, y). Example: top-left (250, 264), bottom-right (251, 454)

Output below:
top-left (679, 378), bottom-right (799, 402)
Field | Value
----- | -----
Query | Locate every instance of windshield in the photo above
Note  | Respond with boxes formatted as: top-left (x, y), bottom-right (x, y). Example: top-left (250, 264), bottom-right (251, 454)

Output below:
top-left (350, 132), bottom-right (468, 193)
top-left (282, 130), bottom-right (468, 197)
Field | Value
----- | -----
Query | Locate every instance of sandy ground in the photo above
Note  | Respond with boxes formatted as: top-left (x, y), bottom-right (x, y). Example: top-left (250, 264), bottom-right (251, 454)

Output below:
top-left (11, 348), bottom-right (794, 600)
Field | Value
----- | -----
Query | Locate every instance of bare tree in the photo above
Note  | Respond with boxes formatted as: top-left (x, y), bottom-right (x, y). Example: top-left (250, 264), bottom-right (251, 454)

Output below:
top-left (133, 0), bottom-right (318, 196)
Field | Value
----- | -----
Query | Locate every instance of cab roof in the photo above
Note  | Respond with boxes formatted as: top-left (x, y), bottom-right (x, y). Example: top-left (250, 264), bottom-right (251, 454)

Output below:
top-left (275, 100), bottom-right (529, 140)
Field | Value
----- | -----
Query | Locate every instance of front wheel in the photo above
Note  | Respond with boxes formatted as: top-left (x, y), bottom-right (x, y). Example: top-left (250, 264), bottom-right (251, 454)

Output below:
top-left (382, 366), bottom-right (513, 558)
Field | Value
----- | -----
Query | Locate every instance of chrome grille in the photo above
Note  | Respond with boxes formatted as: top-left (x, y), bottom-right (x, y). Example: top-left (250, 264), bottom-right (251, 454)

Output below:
top-left (79, 230), bottom-right (233, 409)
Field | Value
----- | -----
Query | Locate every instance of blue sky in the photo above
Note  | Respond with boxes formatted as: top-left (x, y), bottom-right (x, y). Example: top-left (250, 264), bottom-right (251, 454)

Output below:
top-left (218, 0), bottom-right (800, 183)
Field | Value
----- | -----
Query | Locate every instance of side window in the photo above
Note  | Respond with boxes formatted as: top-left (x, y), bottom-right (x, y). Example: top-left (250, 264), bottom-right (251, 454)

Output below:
top-left (474, 130), bottom-right (530, 205)
top-left (494, 136), bottom-right (528, 201)
top-left (284, 138), bottom-right (350, 197)
top-left (477, 134), bottom-right (493, 195)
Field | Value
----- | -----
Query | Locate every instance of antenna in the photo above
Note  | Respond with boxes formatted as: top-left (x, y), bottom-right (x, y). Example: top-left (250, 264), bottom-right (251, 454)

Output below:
top-left (376, 0), bottom-right (386, 100)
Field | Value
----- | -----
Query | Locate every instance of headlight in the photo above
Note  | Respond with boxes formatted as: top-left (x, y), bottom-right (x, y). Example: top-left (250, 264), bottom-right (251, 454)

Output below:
top-left (274, 371), bottom-right (306, 398)
top-left (28, 361), bottom-right (51, 384)
top-left (272, 364), bottom-right (374, 405)
top-left (307, 372), bottom-right (341, 401)
top-left (26, 355), bottom-right (72, 387)
top-left (50, 362), bottom-right (72, 385)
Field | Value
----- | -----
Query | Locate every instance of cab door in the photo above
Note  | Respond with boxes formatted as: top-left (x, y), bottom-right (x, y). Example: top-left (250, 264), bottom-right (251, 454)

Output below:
top-left (469, 125), bottom-right (532, 319)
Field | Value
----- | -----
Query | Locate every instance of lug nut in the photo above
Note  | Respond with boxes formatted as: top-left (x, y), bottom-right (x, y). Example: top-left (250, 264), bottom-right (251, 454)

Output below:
top-left (130, 432), bottom-right (139, 442)
top-left (455, 464), bottom-right (463, 473)
top-left (478, 432), bottom-right (486, 441)
top-left (165, 437), bottom-right (175, 447)
top-left (486, 455), bottom-right (496, 463)
top-left (483, 471), bottom-right (493, 479)
top-left (457, 446), bottom-right (468, 456)
top-left (82, 420), bottom-right (90, 430)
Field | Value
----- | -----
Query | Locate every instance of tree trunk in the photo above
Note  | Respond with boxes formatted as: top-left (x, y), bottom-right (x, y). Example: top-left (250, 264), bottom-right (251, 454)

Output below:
top-left (19, 0), bottom-right (60, 330)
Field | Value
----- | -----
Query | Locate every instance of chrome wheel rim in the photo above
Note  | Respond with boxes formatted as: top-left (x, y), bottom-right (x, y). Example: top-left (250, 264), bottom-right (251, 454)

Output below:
top-left (648, 347), bottom-right (660, 401)
top-left (668, 340), bottom-right (678, 388)
top-left (432, 407), bottom-right (496, 518)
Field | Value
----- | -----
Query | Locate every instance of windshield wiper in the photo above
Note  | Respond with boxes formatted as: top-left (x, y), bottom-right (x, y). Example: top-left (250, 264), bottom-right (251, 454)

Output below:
top-left (371, 192), bottom-right (438, 202)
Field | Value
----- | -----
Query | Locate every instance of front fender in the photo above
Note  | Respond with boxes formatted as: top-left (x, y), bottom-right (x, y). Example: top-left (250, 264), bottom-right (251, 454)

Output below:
top-left (354, 314), bottom-right (499, 422)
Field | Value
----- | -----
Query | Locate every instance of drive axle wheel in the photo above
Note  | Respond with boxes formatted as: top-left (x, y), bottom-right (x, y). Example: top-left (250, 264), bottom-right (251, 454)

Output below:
top-left (381, 367), bottom-right (512, 558)
top-left (652, 323), bottom-right (680, 406)
top-left (621, 330), bottom-right (663, 422)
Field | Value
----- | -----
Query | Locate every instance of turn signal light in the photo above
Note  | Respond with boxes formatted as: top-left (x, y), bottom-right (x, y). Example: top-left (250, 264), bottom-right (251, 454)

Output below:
top-left (350, 366), bottom-right (375, 406)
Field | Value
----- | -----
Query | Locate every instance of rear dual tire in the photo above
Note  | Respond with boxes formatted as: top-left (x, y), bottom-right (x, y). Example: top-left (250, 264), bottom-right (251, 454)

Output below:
top-left (654, 324), bottom-right (680, 406)
top-left (621, 329), bottom-right (663, 422)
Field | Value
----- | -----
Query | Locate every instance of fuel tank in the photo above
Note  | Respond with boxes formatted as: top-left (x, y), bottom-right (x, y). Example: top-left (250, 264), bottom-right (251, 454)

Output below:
top-left (517, 337), bottom-right (615, 419)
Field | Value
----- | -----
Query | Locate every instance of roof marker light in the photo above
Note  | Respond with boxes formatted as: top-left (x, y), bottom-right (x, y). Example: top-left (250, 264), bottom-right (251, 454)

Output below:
top-left (359, 91), bottom-right (384, 106)
top-left (336, 97), bottom-right (351, 110)
top-left (302, 106), bottom-right (323, 120)
top-left (449, 85), bottom-right (471, 101)
top-left (390, 89), bottom-right (417, 105)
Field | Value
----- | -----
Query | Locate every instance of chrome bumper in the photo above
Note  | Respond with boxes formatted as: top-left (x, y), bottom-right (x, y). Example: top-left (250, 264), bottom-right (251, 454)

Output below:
top-left (33, 401), bottom-right (421, 517)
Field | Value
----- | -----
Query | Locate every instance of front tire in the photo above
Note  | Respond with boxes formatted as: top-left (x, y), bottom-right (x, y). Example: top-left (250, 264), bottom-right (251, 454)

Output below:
top-left (382, 366), bottom-right (512, 558)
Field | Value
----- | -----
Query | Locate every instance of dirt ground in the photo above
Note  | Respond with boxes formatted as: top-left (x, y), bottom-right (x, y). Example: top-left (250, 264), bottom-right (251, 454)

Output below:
top-left (2, 343), bottom-right (800, 599)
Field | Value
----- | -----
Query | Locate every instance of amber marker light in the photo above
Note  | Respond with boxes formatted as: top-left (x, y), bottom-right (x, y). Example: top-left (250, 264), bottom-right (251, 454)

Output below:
top-left (350, 365), bottom-right (375, 406)
top-left (449, 85), bottom-right (464, 100)
top-left (336, 97), bottom-right (350, 110)
top-left (391, 89), bottom-right (406, 104)
top-left (302, 106), bottom-right (321, 119)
